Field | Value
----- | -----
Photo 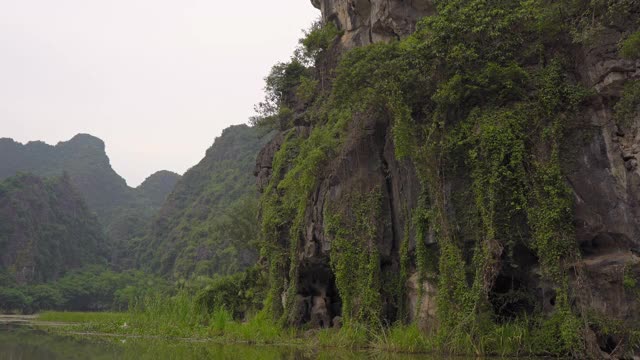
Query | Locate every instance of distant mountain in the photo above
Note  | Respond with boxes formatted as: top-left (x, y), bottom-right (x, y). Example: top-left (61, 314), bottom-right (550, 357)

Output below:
top-left (138, 125), bottom-right (273, 279)
top-left (0, 134), bottom-right (181, 267)
top-left (136, 171), bottom-right (183, 209)
top-left (106, 170), bottom-right (182, 269)
top-left (0, 126), bottom-right (268, 279)
top-left (0, 173), bottom-right (108, 284)
top-left (0, 134), bottom-right (180, 222)
top-left (0, 134), bottom-right (131, 221)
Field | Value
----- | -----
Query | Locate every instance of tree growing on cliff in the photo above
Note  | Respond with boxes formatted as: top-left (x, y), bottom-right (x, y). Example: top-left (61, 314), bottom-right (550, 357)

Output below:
top-left (250, 21), bottom-right (341, 129)
top-left (250, 59), bottom-right (309, 129)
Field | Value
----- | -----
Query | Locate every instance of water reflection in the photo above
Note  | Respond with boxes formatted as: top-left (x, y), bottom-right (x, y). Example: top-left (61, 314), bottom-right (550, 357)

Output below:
top-left (0, 324), bottom-right (462, 360)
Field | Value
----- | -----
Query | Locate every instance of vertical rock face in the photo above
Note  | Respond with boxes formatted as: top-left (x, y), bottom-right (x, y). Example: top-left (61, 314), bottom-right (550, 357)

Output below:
top-left (254, 0), bottom-right (437, 328)
top-left (571, 31), bottom-right (640, 248)
top-left (256, 100), bottom-right (425, 326)
top-left (567, 28), bottom-right (640, 342)
top-left (311, 0), bottom-right (435, 48)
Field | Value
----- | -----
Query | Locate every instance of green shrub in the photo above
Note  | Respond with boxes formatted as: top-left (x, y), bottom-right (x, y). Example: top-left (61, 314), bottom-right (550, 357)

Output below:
top-left (296, 76), bottom-right (319, 104)
top-left (196, 267), bottom-right (264, 320)
top-left (621, 31), bottom-right (640, 59)
top-left (623, 266), bottom-right (638, 290)
top-left (0, 287), bottom-right (31, 313)
top-left (252, 60), bottom-right (310, 128)
top-left (615, 80), bottom-right (640, 127)
top-left (299, 21), bottom-right (342, 62)
top-left (25, 285), bottom-right (63, 311)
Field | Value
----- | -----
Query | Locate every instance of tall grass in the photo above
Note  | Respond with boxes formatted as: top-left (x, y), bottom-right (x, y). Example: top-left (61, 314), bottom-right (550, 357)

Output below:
top-left (371, 324), bottom-right (433, 354)
top-left (318, 323), bottom-right (370, 349)
top-left (214, 310), bottom-right (291, 344)
top-left (121, 292), bottom-right (289, 343)
top-left (38, 294), bottom-right (545, 357)
top-left (125, 291), bottom-right (211, 337)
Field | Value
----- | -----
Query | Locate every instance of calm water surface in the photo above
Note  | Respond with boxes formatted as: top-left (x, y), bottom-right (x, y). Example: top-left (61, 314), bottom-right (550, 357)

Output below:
top-left (0, 324), bottom-right (468, 360)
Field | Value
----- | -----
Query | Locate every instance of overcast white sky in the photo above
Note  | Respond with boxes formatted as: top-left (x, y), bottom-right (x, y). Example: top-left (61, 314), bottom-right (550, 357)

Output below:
top-left (0, 0), bottom-right (319, 186)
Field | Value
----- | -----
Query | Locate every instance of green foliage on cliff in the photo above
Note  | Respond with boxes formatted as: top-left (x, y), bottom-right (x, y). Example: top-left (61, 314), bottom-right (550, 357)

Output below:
top-left (251, 60), bottom-right (310, 130)
top-left (136, 171), bottom-right (183, 209)
top-left (615, 80), bottom-right (640, 127)
top-left (251, 22), bottom-right (341, 130)
top-left (621, 30), bottom-right (640, 59)
top-left (139, 125), bottom-right (273, 280)
top-left (327, 189), bottom-right (384, 326)
top-left (299, 21), bottom-right (342, 63)
top-left (0, 134), bottom-right (130, 222)
top-left (259, 118), bottom-right (347, 321)
top-left (0, 135), bottom-right (181, 269)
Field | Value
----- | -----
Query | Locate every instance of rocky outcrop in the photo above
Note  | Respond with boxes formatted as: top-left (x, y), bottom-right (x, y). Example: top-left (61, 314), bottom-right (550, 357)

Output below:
top-left (256, 107), bottom-right (424, 325)
top-left (570, 29), bottom-right (640, 249)
top-left (311, 0), bottom-right (435, 48)
top-left (565, 26), bottom-right (640, 350)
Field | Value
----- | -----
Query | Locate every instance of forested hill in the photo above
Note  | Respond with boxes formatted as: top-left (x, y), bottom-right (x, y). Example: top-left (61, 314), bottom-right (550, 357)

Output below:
top-left (137, 170), bottom-right (184, 209)
top-left (0, 134), bottom-right (131, 221)
top-left (0, 173), bottom-right (108, 284)
top-left (0, 134), bottom-right (181, 263)
top-left (138, 124), bottom-right (273, 279)
top-left (106, 170), bottom-right (182, 269)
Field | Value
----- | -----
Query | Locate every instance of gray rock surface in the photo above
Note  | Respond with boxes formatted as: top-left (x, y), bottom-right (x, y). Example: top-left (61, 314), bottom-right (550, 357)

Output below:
top-left (311, 0), bottom-right (435, 48)
top-left (566, 26), bottom-right (640, 338)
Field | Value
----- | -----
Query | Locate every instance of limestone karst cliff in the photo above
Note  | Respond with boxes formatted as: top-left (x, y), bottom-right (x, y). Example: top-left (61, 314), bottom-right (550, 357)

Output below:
top-left (311, 0), bottom-right (434, 47)
top-left (255, 0), bottom-right (640, 357)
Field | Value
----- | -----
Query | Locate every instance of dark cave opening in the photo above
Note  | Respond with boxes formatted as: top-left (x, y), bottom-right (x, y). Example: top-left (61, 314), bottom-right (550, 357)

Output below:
top-left (294, 260), bottom-right (342, 328)
top-left (602, 335), bottom-right (619, 354)
top-left (489, 243), bottom-right (538, 321)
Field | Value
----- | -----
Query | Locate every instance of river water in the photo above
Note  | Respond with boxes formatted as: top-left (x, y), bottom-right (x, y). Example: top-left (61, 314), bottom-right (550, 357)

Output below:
top-left (0, 324), bottom-right (464, 360)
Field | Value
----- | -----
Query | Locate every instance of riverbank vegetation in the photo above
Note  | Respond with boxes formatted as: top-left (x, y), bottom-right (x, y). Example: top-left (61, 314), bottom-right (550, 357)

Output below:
top-left (1, 325), bottom-right (448, 360)
top-left (0, 266), bottom-right (169, 314)
top-left (32, 302), bottom-right (585, 357)
top-left (30, 288), bottom-right (610, 357)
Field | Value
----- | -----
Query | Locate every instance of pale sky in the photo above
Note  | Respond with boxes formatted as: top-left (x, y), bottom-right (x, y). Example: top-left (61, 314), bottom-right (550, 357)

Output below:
top-left (0, 0), bottom-right (319, 186)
